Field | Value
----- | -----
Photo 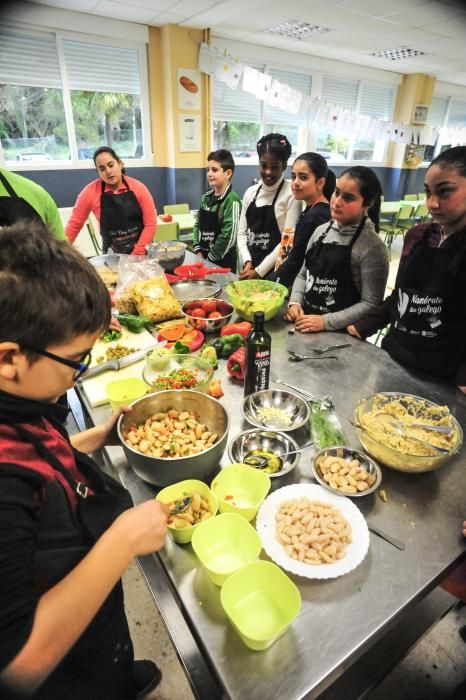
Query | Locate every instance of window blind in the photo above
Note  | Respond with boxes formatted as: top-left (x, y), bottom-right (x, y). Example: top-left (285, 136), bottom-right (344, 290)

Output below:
top-left (265, 68), bottom-right (312, 127)
top-left (63, 40), bottom-right (140, 94)
top-left (447, 99), bottom-right (466, 127)
top-left (213, 64), bottom-right (263, 123)
top-left (322, 76), bottom-right (358, 111)
top-left (359, 83), bottom-right (394, 120)
top-left (0, 29), bottom-right (61, 88)
top-left (429, 97), bottom-right (448, 127)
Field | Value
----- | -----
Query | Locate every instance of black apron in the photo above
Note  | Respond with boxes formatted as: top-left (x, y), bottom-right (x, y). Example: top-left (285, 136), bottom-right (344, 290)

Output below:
top-left (245, 180), bottom-right (284, 268)
top-left (0, 171), bottom-right (44, 227)
top-left (197, 188), bottom-right (237, 268)
top-left (383, 224), bottom-right (466, 379)
top-left (100, 177), bottom-right (143, 254)
top-left (302, 217), bottom-right (365, 315)
top-left (10, 421), bottom-right (137, 700)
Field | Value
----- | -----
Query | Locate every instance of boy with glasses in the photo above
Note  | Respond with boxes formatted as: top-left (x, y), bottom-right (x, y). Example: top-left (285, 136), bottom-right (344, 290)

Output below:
top-left (0, 222), bottom-right (168, 699)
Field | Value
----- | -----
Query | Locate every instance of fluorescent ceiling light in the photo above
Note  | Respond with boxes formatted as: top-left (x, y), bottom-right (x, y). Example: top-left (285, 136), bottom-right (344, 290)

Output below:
top-left (265, 21), bottom-right (330, 40)
top-left (371, 47), bottom-right (425, 61)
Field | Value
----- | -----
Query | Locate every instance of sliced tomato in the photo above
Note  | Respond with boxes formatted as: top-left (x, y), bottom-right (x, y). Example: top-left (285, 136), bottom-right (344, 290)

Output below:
top-left (208, 311), bottom-right (222, 319)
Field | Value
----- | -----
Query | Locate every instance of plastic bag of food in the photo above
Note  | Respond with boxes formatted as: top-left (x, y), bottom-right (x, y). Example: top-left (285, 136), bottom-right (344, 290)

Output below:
top-left (310, 400), bottom-right (346, 449)
top-left (132, 275), bottom-right (182, 323)
top-left (114, 255), bottom-right (165, 315)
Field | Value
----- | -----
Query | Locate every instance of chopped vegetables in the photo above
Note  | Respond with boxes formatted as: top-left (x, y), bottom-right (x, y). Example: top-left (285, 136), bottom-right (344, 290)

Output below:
top-left (102, 329), bottom-right (123, 342)
top-left (151, 368), bottom-right (201, 390)
top-left (172, 340), bottom-right (190, 355)
top-left (256, 405), bottom-right (292, 427)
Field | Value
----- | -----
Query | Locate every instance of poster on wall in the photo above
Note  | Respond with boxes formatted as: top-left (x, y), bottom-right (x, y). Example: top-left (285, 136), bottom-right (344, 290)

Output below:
top-left (179, 114), bottom-right (201, 152)
top-left (178, 69), bottom-right (201, 110)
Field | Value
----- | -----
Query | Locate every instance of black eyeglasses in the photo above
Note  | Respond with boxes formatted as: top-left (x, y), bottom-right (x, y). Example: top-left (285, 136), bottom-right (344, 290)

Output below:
top-left (22, 344), bottom-right (92, 380)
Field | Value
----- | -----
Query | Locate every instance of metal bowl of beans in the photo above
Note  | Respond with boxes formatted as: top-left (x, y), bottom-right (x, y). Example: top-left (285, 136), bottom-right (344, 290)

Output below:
top-left (118, 390), bottom-right (230, 487)
top-left (312, 446), bottom-right (382, 498)
top-left (242, 389), bottom-right (310, 432)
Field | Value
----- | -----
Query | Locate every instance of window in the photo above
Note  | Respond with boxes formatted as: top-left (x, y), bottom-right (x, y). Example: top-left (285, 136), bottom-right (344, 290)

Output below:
top-left (353, 83), bottom-right (394, 161)
top-left (0, 27), bottom-right (149, 165)
top-left (315, 76), bottom-right (358, 161)
top-left (264, 68), bottom-right (312, 157)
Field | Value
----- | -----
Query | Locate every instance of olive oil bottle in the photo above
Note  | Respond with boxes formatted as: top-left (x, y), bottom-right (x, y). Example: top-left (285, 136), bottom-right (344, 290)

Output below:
top-left (244, 311), bottom-right (271, 397)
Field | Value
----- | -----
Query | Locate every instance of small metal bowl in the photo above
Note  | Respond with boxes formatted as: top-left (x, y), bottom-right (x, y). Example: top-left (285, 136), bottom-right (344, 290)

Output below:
top-left (228, 429), bottom-right (300, 478)
top-left (242, 390), bottom-right (310, 432)
top-left (312, 446), bottom-right (382, 498)
top-left (181, 298), bottom-right (234, 333)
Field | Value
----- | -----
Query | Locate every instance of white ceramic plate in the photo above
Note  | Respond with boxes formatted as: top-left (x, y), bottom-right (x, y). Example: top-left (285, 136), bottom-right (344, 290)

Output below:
top-left (256, 483), bottom-right (369, 579)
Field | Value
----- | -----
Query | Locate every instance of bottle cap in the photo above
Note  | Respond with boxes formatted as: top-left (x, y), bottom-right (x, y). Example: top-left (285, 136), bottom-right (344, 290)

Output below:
top-left (253, 311), bottom-right (265, 322)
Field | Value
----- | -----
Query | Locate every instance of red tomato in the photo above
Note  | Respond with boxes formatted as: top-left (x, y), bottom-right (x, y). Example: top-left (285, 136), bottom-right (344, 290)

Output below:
top-left (191, 308), bottom-right (206, 319)
top-left (208, 311), bottom-right (222, 319)
top-left (201, 299), bottom-right (217, 314)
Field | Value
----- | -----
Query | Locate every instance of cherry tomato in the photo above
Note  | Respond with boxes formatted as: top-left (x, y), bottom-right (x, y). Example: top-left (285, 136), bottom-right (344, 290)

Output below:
top-left (191, 308), bottom-right (206, 319)
top-left (201, 299), bottom-right (217, 314)
top-left (208, 311), bottom-right (222, 319)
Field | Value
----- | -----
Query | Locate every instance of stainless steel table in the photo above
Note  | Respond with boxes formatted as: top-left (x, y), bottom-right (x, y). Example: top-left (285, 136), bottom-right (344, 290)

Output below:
top-left (75, 263), bottom-right (466, 700)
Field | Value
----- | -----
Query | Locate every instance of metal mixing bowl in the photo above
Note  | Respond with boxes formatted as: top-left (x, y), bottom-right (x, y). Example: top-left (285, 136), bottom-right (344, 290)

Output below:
top-left (228, 429), bottom-right (300, 478)
top-left (181, 298), bottom-right (234, 333)
top-left (118, 390), bottom-right (230, 486)
top-left (242, 389), bottom-right (310, 432)
top-left (145, 241), bottom-right (187, 272)
top-left (312, 446), bottom-right (382, 497)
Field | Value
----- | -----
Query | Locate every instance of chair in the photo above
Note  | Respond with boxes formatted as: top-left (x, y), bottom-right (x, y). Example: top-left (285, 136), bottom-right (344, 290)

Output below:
top-left (404, 194), bottom-right (417, 201)
top-left (413, 203), bottom-right (430, 223)
top-left (163, 203), bottom-right (190, 216)
top-left (86, 217), bottom-right (101, 255)
top-left (379, 205), bottom-right (414, 259)
top-left (154, 221), bottom-right (179, 242)
top-left (417, 193), bottom-right (425, 200)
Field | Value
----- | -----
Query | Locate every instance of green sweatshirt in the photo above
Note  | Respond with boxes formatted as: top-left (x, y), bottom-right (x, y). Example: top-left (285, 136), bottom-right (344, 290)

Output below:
top-left (192, 185), bottom-right (242, 264)
top-left (0, 168), bottom-right (66, 240)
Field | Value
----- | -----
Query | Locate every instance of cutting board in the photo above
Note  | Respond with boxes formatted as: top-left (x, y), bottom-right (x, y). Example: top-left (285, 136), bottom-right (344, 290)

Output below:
top-left (82, 328), bottom-right (156, 407)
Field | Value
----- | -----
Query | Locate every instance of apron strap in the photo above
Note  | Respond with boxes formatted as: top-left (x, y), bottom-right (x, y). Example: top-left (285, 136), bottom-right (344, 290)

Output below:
top-left (100, 176), bottom-right (130, 196)
top-left (0, 171), bottom-right (18, 198)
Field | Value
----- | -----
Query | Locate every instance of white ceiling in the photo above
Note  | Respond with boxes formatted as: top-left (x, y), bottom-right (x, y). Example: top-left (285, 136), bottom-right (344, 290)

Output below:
top-left (25, 0), bottom-right (466, 87)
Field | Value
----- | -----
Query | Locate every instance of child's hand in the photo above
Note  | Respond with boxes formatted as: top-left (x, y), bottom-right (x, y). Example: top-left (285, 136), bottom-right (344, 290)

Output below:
top-left (113, 500), bottom-right (170, 556)
top-left (71, 406), bottom-right (133, 453)
top-left (284, 304), bottom-right (303, 322)
top-left (457, 386), bottom-right (466, 395)
top-left (295, 314), bottom-right (325, 333)
top-left (347, 324), bottom-right (361, 339)
top-left (196, 251), bottom-right (205, 259)
top-left (109, 316), bottom-right (122, 332)
top-left (239, 268), bottom-right (259, 280)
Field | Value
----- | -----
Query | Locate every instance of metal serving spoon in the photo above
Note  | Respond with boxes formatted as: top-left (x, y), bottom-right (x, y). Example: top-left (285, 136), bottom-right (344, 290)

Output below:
top-left (288, 352), bottom-right (337, 362)
top-left (373, 412), bottom-right (454, 435)
top-left (244, 440), bottom-right (315, 468)
top-left (351, 421), bottom-right (449, 456)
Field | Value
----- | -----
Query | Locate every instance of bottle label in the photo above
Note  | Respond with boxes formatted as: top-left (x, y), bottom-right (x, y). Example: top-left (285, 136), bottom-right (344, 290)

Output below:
top-left (252, 349), bottom-right (270, 391)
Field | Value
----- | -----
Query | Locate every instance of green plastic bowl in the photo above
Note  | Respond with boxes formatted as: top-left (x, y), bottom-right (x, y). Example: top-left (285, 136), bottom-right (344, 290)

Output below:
top-left (105, 378), bottom-right (147, 411)
top-left (225, 280), bottom-right (288, 322)
top-left (191, 512), bottom-right (261, 585)
top-left (156, 479), bottom-right (218, 544)
top-left (220, 560), bottom-right (301, 650)
top-left (210, 463), bottom-right (271, 521)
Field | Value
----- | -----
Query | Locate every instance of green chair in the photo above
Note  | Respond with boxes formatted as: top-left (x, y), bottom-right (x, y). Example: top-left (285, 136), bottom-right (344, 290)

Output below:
top-left (414, 203), bottom-right (430, 223)
top-left (417, 193), bottom-right (425, 200)
top-left (86, 217), bottom-right (101, 255)
top-left (379, 205), bottom-right (414, 259)
top-left (154, 221), bottom-right (179, 242)
top-left (404, 194), bottom-right (417, 201)
top-left (163, 203), bottom-right (190, 215)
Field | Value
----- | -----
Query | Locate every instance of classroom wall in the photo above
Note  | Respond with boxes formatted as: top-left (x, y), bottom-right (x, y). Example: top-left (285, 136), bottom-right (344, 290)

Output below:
top-left (20, 163), bottom-right (416, 211)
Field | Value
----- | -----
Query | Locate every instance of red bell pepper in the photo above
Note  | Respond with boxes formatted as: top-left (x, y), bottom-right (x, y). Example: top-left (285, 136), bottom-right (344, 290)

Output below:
top-left (227, 346), bottom-right (246, 382)
top-left (220, 321), bottom-right (252, 339)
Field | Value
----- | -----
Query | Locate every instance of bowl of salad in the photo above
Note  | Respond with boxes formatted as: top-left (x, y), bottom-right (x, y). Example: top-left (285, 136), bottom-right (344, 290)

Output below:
top-left (225, 280), bottom-right (288, 322)
top-left (142, 354), bottom-right (213, 393)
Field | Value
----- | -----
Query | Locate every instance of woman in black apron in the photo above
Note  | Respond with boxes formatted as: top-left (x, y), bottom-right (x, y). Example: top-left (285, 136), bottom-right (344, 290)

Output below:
top-left (0, 223), bottom-right (167, 699)
top-left (238, 134), bottom-right (300, 280)
top-left (348, 146), bottom-right (466, 390)
top-left (193, 149), bottom-right (241, 269)
top-left (286, 166), bottom-right (388, 333)
top-left (65, 147), bottom-right (157, 256)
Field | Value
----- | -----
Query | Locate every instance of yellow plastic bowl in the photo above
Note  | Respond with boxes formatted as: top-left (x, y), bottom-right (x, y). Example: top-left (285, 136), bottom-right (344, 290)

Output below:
top-left (156, 479), bottom-right (218, 544)
top-left (105, 378), bottom-right (147, 411)
top-left (191, 512), bottom-right (261, 585)
top-left (220, 560), bottom-right (301, 650)
top-left (210, 463), bottom-right (271, 521)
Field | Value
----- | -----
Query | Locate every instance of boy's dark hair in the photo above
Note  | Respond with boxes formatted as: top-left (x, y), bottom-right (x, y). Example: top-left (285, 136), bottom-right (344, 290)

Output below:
top-left (294, 152), bottom-right (336, 201)
top-left (93, 146), bottom-right (126, 174)
top-left (0, 221), bottom-right (110, 357)
top-left (429, 146), bottom-right (466, 178)
top-left (339, 165), bottom-right (383, 232)
top-left (257, 133), bottom-right (292, 167)
top-left (208, 149), bottom-right (235, 174)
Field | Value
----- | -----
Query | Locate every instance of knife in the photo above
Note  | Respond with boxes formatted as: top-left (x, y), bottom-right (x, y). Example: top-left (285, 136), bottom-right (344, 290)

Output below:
top-left (81, 345), bottom-right (158, 381)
